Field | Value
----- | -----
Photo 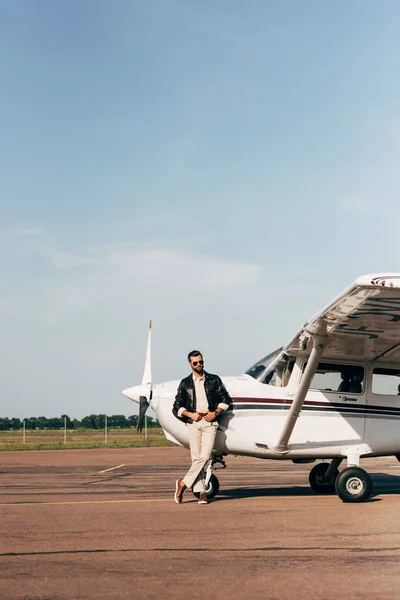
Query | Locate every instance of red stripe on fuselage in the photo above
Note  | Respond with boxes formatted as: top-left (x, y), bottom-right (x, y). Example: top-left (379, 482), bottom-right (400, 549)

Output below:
top-left (232, 397), bottom-right (400, 413)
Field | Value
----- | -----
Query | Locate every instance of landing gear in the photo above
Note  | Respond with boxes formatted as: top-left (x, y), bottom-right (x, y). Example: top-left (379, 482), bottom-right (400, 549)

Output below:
top-left (192, 454), bottom-right (226, 500)
top-left (192, 473), bottom-right (220, 500)
top-left (308, 459), bottom-right (373, 502)
top-left (309, 462), bottom-right (339, 494)
top-left (335, 467), bottom-right (372, 503)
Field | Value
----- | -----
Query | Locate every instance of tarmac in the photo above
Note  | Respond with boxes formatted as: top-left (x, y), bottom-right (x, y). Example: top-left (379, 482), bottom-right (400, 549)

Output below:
top-left (2, 447), bottom-right (400, 599)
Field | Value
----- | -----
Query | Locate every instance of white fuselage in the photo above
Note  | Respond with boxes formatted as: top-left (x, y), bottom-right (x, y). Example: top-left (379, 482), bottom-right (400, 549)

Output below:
top-left (147, 357), bottom-right (400, 461)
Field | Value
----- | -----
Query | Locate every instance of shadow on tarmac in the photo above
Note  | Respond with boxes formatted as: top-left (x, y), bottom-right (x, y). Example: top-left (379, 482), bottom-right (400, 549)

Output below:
top-left (218, 486), bottom-right (315, 499)
top-left (214, 472), bottom-right (400, 501)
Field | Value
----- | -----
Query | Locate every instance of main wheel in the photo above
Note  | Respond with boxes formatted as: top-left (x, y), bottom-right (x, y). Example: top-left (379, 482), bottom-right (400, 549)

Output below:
top-left (335, 467), bottom-right (372, 503)
top-left (309, 462), bottom-right (338, 494)
top-left (192, 474), bottom-right (220, 500)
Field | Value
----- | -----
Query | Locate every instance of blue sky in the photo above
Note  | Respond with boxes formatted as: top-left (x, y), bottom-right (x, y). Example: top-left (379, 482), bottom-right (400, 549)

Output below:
top-left (2, 1), bottom-right (400, 419)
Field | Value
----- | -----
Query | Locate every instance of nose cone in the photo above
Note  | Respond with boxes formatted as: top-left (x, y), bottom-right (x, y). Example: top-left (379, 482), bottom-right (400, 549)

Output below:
top-left (122, 384), bottom-right (150, 403)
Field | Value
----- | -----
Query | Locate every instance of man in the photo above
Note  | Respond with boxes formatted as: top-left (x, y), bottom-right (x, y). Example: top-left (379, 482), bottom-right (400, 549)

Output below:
top-left (172, 350), bottom-right (231, 505)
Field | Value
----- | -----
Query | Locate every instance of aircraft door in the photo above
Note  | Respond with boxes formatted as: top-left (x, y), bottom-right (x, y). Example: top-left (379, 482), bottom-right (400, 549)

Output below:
top-left (365, 367), bottom-right (400, 452)
top-left (291, 362), bottom-right (366, 445)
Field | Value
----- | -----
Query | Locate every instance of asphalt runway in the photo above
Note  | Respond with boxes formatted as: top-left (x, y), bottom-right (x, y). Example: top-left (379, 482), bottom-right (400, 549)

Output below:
top-left (2, 448), bottom-right (400, 600)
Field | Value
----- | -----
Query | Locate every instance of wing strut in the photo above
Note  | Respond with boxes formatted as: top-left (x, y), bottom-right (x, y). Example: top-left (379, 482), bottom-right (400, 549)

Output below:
top-left (272, 334), bottom-right (328, 454)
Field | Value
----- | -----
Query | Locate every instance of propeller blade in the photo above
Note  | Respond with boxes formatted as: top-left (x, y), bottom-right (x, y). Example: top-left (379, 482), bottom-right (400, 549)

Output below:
top-left (137, 395), bottom-right (150, 433)
top-left (141, 320), bottom-right (152, 385)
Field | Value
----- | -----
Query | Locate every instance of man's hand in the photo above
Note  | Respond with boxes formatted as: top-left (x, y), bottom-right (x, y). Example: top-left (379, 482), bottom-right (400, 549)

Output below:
top-left (191, 412), bottom-right (203, 422)
top-left (204, 411), bottom-right (217, 422)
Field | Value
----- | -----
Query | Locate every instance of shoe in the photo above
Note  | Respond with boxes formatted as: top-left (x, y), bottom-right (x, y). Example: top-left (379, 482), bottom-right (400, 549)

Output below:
top-left (198, 492), bottom-right (208, 505)
top-left (174, 479), bottom-right (186, 504)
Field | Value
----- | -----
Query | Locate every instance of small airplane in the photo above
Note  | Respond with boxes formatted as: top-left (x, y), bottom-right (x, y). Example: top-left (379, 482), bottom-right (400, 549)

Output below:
top-left (122, 273), bottom-right (400, 503)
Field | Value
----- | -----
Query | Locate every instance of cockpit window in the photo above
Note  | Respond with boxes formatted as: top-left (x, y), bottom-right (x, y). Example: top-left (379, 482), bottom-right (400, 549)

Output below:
top-left (246, 348), bottom-right (282, 381)
top-left (246, 348), bottom-right (295, 387)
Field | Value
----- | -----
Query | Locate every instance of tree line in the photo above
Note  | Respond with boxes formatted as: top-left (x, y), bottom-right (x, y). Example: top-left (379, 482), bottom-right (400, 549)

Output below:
top-left (0, 414), bottom-right (159, 431)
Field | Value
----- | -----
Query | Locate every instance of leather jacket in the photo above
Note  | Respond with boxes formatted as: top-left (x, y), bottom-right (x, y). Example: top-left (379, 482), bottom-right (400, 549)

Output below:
top-left (173, 371), bottom-right (231, 423)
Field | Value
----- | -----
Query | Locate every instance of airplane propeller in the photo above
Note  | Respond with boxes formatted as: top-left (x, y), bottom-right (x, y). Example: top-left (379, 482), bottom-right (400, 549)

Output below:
top-left (137, 320), bottom-right (152, 433)
top-left (137, 395), bottom-right (150, 434)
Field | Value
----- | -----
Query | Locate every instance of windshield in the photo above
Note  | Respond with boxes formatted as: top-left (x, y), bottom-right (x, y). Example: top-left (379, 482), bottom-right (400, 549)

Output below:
top-left (245, 348), bottom-right (283, 384)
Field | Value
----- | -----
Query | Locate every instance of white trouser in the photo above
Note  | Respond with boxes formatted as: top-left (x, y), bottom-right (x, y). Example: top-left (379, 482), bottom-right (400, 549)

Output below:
top-left (182, 419), bottom-right (218, 493)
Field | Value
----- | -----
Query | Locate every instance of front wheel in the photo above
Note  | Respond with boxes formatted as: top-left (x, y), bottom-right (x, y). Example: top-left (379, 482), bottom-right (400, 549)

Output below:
top-left (335, 467), bottom-right (372, 503)
top-left (192, 474), bottom-right (220, 500)
top-left (309, 462), bottom-right (338, 494)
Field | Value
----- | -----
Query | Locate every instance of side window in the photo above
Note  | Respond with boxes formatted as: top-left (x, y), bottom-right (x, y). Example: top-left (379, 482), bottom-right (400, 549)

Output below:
top-left (372, 368), bottom-right (400, 396)
top-left (306, 363), bottom-right (364, 394)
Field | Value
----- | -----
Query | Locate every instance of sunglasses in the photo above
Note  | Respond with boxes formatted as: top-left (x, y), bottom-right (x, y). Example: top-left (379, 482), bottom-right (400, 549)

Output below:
top-left (192, 360), bottom-right (204, 366)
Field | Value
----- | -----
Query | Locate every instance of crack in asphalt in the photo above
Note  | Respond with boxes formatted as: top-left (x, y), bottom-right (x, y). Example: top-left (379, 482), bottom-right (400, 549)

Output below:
top-left (2, 546), bottom-right (400, 558)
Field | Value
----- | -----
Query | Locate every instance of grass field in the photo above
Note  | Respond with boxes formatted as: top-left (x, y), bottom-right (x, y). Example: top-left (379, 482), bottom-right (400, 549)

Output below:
top-left (0, 428), bottom-right (174, 451)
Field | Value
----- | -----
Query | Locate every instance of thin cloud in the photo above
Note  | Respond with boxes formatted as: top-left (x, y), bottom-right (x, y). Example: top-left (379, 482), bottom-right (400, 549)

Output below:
top-left (13, 227), bottom-right (44, 236)
top-left (50, 252), bottom-right (102, 269)
top-left (47, 243), bottom-right (262, 287)
top-left (0, 242), bottom-right (264, 323)
top-left (337, 196), bottom-right (377, 216)
top-left (106, 245), bottom-right (262, 289)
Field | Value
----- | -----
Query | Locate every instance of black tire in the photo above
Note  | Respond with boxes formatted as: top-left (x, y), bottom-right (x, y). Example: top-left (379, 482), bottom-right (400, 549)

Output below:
top-left (335, 467), bottom-right (372, 503)
top-left (309, 462), bottom-right (338, 494)
top-left (192, 474), bottom-right (220, 500)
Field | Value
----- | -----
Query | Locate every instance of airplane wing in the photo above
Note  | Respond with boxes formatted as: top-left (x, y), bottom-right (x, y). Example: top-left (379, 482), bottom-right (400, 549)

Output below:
top-left (284, 273), bottom-right (400, 363)
top-left (270, 273), bottom-right (400, 453)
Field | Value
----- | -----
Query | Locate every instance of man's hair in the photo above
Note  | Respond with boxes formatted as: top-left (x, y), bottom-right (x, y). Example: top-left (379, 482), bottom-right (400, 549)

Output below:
top-left (188, 350), bottom-right (202, 362)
